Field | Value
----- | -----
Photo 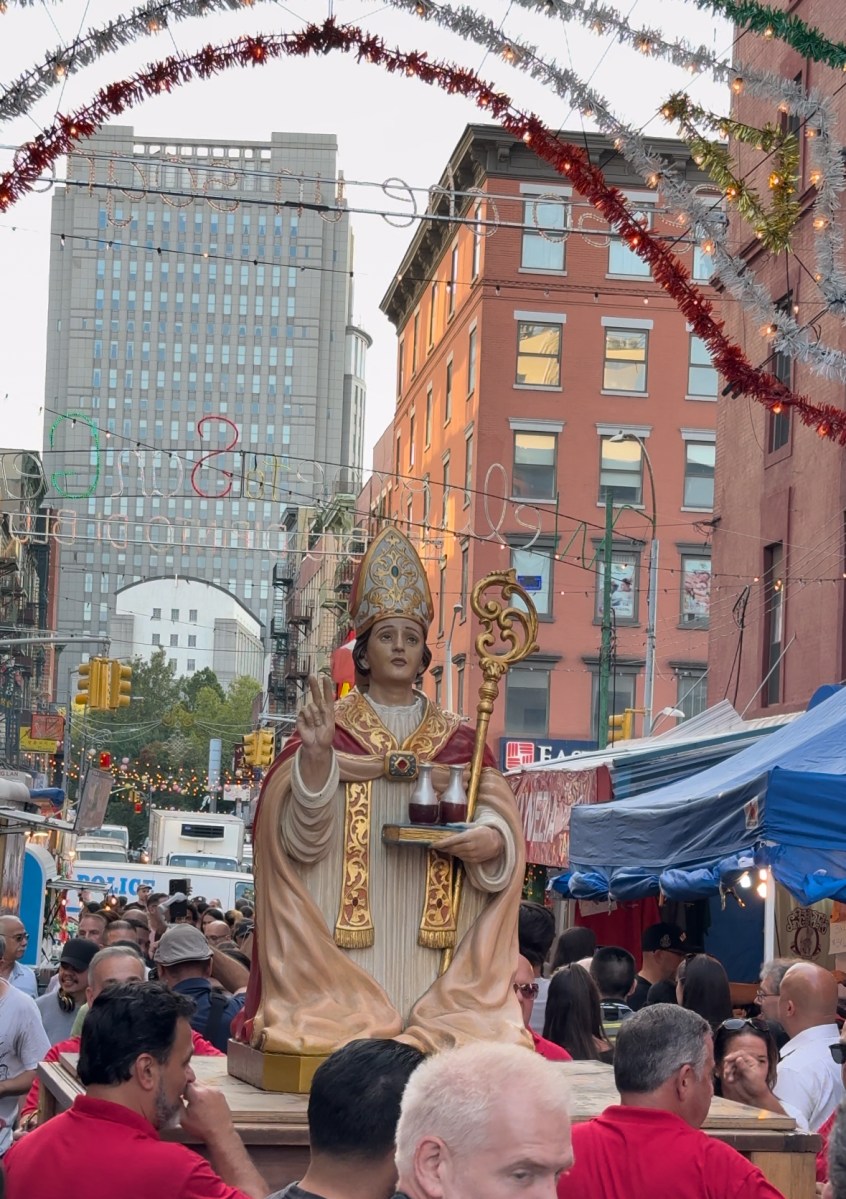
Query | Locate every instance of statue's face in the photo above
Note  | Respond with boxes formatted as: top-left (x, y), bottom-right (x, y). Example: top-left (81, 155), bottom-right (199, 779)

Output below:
top-left (364, 618), bottom-right (425, 687)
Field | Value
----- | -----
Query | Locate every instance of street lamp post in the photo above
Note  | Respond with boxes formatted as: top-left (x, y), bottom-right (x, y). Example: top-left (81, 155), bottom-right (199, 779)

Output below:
top-left (610, 432), bottom-right (658, 737)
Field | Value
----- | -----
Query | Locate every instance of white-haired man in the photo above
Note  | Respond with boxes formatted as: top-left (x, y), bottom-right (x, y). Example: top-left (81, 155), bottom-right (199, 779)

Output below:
top-left (393, 1042), bottom-right (572, 1199)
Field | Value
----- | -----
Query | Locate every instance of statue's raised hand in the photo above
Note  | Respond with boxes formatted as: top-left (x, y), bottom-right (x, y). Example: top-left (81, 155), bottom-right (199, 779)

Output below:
top-left (297, 674), bottom-right (336, 754)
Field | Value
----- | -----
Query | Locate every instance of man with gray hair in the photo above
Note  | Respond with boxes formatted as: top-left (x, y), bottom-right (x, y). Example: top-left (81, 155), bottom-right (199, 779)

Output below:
top-left (561, 1005), bottom-right (785, 1198)
top-left (393, 1041), bottom-right (572, 1199)
top-left (757, 957), bottom-right (794, 1036)
top-left (0, 932), bottom-right (48, 1155)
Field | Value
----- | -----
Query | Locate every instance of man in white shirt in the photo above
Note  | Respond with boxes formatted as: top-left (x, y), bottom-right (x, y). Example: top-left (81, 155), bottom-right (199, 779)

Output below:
top-left (774, 961), bottom-right (844, 1131)
top-left (0, 934), bottom-right (50, 1155)
top-left (0, 915), bottom-right (36, 999)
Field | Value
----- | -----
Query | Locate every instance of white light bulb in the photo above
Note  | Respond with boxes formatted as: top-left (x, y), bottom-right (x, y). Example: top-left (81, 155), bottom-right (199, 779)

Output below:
top-left (738, 872), bottom-right (752, 889)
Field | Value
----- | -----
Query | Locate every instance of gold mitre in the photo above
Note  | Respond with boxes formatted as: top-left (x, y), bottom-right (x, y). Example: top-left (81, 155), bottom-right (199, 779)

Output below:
top-left (349, 526), bottom-right (434, 637)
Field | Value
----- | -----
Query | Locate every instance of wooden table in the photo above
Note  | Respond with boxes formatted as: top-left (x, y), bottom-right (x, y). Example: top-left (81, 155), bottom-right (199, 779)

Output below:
top-left (39, 1054), bottom-right (820, 1197)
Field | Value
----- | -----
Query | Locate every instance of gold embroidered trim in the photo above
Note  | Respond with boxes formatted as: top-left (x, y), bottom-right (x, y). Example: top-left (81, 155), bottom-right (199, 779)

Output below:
top-left (335, 689), bottom-right (462, 764)
top-left (418, 849), bottom-right (457, 949)
top-left (335, 779), bottom-right (374, 949)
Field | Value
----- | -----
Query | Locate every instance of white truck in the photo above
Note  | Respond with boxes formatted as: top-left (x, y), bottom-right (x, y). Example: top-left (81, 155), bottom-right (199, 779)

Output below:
top-left (148, 810), bottom-right (245, 868)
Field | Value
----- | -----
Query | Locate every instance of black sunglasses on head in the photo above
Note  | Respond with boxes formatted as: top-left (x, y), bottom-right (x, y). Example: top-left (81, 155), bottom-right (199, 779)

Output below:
top-left (720, 1017), bottom-right (771, 1034)
top-left (831, 1043), bottom-right (846, 1065)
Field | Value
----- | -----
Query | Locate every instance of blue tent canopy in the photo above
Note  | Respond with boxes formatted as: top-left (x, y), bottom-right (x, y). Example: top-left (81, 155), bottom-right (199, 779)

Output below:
top-left (559, 687), bottom-right (846, 904)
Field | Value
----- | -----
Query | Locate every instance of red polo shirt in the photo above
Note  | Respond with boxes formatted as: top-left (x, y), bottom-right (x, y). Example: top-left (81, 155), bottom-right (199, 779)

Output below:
top-left (20, 1029), bottom-right (223, 1121)
top-left (530, 1029), bottom-right (572, 1062)
top-left (5, 1095), bottom-right (249, 1199)
top-left (560, 1106), bottom-right (786, 1199)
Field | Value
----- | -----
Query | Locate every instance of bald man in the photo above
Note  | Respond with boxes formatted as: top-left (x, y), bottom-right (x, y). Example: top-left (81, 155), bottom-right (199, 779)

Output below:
top-left (774, 961), bottom-right (844, 1131)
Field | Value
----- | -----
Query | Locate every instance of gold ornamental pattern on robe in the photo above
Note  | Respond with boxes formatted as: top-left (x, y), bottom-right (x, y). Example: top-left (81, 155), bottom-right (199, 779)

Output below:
top-left (333, 689), bottom-right (462, 949)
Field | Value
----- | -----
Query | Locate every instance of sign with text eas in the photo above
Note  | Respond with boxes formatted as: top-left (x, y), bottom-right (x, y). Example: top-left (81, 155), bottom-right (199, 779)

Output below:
top-left (500, 738), bottom-right (596, 772)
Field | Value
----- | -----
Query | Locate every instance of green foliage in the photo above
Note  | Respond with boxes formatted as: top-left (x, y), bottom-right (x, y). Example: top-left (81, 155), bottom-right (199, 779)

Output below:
top-left (68, 650), bottom-right (261, 824)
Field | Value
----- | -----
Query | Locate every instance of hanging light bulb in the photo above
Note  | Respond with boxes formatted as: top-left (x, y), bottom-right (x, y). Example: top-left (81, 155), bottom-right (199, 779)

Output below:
top-left (756, 880), bottom-right (768, 899)
top-left (738, 872), bottom-right (752, 889)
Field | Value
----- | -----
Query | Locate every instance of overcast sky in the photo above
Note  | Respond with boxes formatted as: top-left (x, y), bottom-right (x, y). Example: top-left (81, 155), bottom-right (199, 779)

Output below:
top-left (0, 0), bottom-right (731, 461)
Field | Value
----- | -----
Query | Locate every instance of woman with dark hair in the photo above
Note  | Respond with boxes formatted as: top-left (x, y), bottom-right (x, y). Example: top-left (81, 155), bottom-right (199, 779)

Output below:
top-left (543, 964), bottom-right (613, 1062)
top-left (550, 926), bottom-right (596, 971)
top-left (676, 953), bottom-right (733, 1031)
top-left (713, 1017), bottom-right (780, 1099)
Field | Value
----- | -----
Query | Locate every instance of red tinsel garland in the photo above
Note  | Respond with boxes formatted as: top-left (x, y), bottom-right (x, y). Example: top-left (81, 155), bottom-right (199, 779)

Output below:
top-left (1, 17), bottom-right (842, 441)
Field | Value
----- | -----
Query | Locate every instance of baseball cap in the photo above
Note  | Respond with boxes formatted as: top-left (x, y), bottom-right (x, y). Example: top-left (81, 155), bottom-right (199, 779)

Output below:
top-left (154, 924), bottom-right (213, 966)
top-left (60, 937), bottom-right (100, 972)
top-left (641, 922), bottom-right (687, 954)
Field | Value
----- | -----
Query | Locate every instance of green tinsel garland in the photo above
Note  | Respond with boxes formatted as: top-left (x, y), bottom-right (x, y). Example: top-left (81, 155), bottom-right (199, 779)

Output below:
top-left (691, 0), bottom-right (846, 71)
top-left (663, 93), bottom-right (800, 253)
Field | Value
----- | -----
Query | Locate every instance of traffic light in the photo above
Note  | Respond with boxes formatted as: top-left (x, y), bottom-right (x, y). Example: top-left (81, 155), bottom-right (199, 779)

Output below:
top-left (607, 709), bottom-right (634, 744)
top-left (257, 728), bottom-right (276, 767)
top-left (133, 792), bottom-right (144, 814)
top-left (107, 659), bottom-right (133, 710)
top-left (242, 731), bottom-right (258, 766)
top-left (75, 657), bottom-right (108, 710)
top-left (99, 752), bottom-right (112, 770)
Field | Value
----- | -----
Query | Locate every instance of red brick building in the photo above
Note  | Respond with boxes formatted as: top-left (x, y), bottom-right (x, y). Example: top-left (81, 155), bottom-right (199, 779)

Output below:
top-left (377, 125), bottom-right (721, 767)
top-left (709, 2), bottom-right (846, 715)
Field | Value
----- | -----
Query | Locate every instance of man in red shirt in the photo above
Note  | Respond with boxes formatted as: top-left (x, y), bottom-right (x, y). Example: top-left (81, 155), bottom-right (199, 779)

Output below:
top-left (5, 981), bottom-right (267, 1199)
top-left (19, 944), bottom-right (222, 1129)
top-left (560, 1005), bottom-right (786, 1199)
top-left (513, 956), bottom-right (572, 1062)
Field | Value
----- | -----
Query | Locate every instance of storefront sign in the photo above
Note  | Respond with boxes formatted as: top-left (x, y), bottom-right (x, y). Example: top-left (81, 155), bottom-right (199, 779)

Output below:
top-left (500, 738), bottom-right (596, 771)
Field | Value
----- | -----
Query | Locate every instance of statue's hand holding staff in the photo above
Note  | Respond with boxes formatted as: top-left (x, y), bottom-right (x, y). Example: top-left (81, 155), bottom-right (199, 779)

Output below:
top-left (297, 674), bottom-right (336, 791)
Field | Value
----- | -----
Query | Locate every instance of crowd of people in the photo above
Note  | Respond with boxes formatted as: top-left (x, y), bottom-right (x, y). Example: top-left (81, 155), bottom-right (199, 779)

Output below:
top-left (3, 898), bottom-right (846, 1197)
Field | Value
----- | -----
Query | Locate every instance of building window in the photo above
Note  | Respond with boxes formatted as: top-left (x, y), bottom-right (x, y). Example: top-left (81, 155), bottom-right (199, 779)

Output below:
top-left (428, 282), bottom-right (438, 347)
top-left (170, 633), bottom-right (178, 647)
top-left (188, 634), bottom-right (197, 648)
top-left (590, 670), bottom-right (638, 742)
top-left (448, 243), bottom-right (458, 316)
top-left (425, 385), bottom-right (433, 447)
top-left (438, 562), bottom-right (447, 636)
top-left (676, 669), bottom-right (707, 719)
top-left (187, 659), bottom-right (196, 673)
top-left (171, 608), bottom-right (179, 621)
top-left (152, 633), bottom-right (161, 646)
top-left (464, 432), bottom-right (473, 507)
top-left (169, 658), bottom-right (177, 671)
top-left (595, 547), bottom-right (640, 623)
top-left (762, 543), bottom-right (784, 705)
top-left (409, 412), bottom-right (415, 468)
top-left (152, 607), bottom-right (161, 620)
top-left (603, 328), bottom-right (648, 392)
top-left (505, 667), bottom-right (550, 736)
top-left (513, 431), bottom-right (557, 499)
top-left (512, 545), bottom-right (553, 618)
top-left (456, 658), bottom-right (466, 715)
top-left (609, 207), bottom-right (652, 276)
top-left (683, 440), bottom-right (715, 509)
top-left (599, 436), bottom-right (642, 505)
top-left (411, 310), bottom-right (420, 374)
top-left (768, 295), bottom-right (792, 453)
top-left (521, 196), bottom-right (567, 271)
top-left (432, 667), bottom-right (443, 708)
top-left (467, 326), bottom-right (477, 395)
top-left (460, 542), bottom-right (469, 615)
top-left (397, 337), bottom-right (404, 396)
top-left (472, 202), bottom-right (482, 279)
top-left (688, 335), bottom-right (718, 397)
top-left (189, 609), bottom-right (197, 622)
top-left (441, 456), bottom-right (450, 528)
top-left (445, 359), bottom-right (453, 424)
top-left (422, 474), bottom-right (431, 527)
top-left (516, 321), bottom-right (562, 387)
top-left (680, 554), bottom-right (711, 627)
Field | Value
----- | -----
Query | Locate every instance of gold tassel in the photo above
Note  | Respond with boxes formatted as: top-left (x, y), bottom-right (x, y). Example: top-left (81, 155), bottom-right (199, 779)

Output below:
top-left (418, 927), bottom-right (456, 949)
top-left (335, 927), bottom-right (375, 950)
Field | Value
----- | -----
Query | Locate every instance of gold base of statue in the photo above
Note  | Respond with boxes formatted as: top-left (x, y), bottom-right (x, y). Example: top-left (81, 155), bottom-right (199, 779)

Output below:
top-left (227, 1040), bottom-right (328, 1094)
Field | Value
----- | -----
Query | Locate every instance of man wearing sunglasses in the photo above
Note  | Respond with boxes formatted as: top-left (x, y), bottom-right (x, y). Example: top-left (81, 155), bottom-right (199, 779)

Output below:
top-left (0, 914), bottom-right (36, 999)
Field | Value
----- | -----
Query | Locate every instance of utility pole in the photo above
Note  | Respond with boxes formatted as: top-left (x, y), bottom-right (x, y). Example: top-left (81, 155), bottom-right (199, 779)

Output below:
top-left (643, 537), bottom-right (659, 736)
top-left (597, 492), bottom-right (615, 747)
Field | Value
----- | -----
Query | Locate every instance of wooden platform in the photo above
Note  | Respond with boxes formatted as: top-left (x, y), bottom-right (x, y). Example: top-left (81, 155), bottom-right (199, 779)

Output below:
top-left (39, 1052), bottom-right (820, 1197)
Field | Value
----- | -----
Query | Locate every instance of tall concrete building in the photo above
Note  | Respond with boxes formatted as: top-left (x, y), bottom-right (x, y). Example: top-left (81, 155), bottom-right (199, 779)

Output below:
top-left (43, 125), bottom-right (368, 697)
